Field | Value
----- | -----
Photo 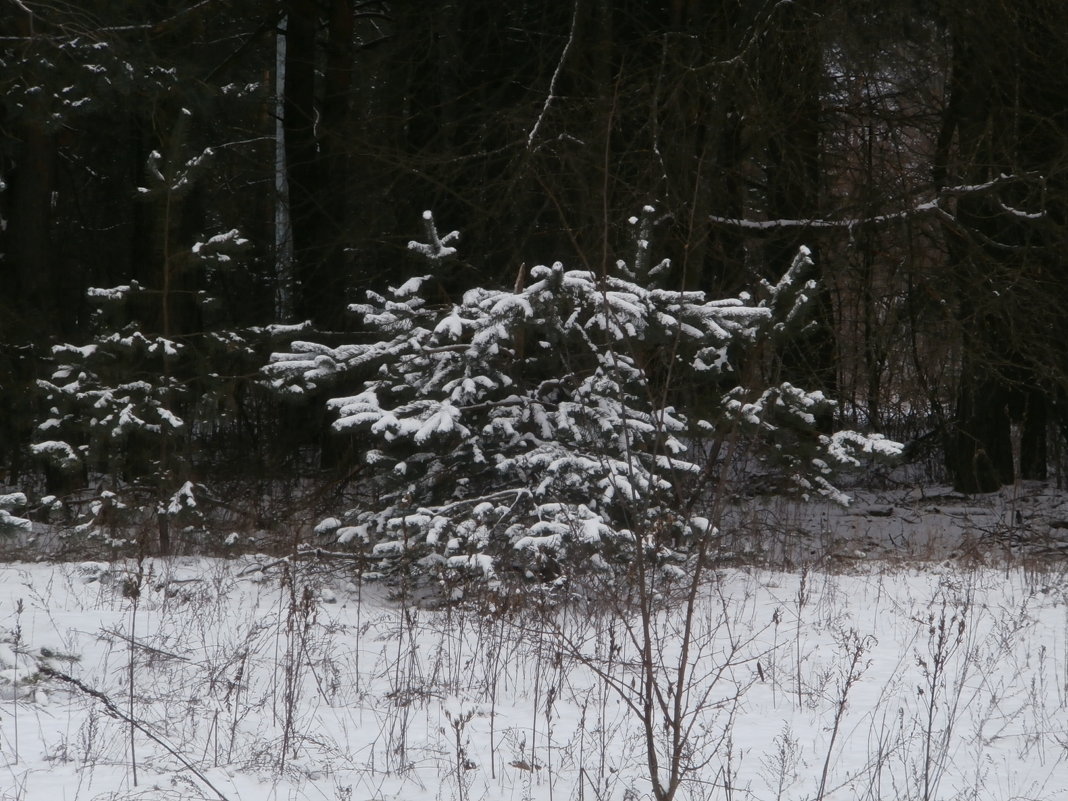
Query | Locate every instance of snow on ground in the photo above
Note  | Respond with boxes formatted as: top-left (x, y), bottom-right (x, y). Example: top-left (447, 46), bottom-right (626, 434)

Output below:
top-left (0, 549), bottom-right (1067, 801)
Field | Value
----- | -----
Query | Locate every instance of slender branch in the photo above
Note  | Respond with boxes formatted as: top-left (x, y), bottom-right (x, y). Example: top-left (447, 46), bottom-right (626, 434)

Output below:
top-left (101, 627), bottom-right (189, 662)
top-left (98, 0), bottom-right (216, 33)
top-left (39, 665), bottom-right (233, 801)
top-left (709, 200), bottom-right (951, 232)
top-left (708, 173), bottom-right (1033, 234)
top-left (527, 0), bottom-right (580, 150)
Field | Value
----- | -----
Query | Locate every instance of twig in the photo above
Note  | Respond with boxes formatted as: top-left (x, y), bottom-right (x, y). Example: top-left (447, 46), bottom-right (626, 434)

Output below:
top-left (526, 0), bottom-right (580, 150)
top-left (100, 627), bottom-right (188, 662)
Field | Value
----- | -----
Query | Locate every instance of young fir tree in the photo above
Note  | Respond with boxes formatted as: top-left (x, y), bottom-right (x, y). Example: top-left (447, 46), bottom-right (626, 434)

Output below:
top-left (265, 212), bottom-right (900, 584)
top-left (31, 151), bottom-right (257, 554)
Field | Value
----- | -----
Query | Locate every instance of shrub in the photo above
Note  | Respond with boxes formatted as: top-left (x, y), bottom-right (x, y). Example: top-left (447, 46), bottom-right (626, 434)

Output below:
top-left (265, 212), bottom-right (900, 584)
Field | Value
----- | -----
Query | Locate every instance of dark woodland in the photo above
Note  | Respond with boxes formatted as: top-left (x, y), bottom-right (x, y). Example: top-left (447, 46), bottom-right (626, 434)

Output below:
top-left (3, 0), bottom-right (1068, 555)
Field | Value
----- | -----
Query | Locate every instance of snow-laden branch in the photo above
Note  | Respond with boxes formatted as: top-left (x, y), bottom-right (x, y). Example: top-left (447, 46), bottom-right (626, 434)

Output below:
top-left (407, 211), bottom-right (459, 262)
top-left (709, 200), bottom-right (952, 232)
top-left (709, 173), bottom-right (1041, 233)
top-left (0, 492), bottom-right (31, 533)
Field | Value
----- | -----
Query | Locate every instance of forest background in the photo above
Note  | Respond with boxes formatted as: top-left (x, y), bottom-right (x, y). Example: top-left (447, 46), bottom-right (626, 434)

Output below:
top-left (3, 0), bottom-right (1067, 558)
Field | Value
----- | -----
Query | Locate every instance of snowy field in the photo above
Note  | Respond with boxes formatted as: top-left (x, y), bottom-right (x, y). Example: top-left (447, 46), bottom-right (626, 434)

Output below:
top-left (1, 548), bottom-right (1068, 801)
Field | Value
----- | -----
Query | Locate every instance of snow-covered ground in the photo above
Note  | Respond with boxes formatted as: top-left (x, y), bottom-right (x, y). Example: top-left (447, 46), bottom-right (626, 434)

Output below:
top-left (1, 548), bottom-right (1067, 801)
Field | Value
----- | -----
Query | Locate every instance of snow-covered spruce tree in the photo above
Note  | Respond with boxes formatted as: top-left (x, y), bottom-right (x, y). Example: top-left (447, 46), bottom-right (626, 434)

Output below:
top-left (265, 212), bottom-right (900, 583)
top-left (31, 206), bottom-right (257, 553)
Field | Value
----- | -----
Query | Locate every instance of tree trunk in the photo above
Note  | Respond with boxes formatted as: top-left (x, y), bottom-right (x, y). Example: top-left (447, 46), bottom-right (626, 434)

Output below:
top-left (951, 356), bottom-right (1013, 493)
top-left (1019, 387), bottom-right (1048, 481)
top-left (8, 118), bottom-right (57, 339)
top-left (284, 0), bottom-right (326, 325)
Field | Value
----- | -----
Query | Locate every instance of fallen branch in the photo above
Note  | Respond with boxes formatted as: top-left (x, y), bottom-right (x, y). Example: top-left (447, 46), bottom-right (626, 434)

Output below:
top-left (38, 665), bottom-right (232, 801)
